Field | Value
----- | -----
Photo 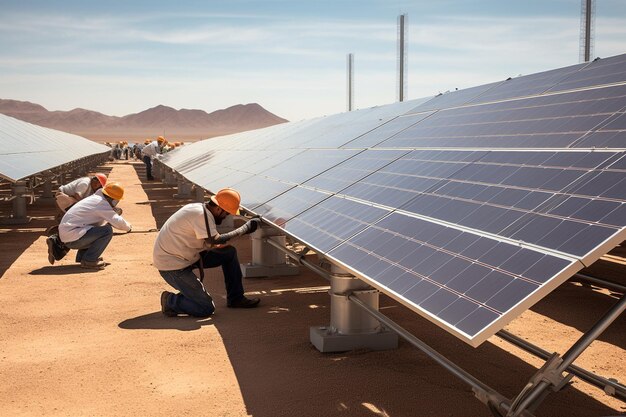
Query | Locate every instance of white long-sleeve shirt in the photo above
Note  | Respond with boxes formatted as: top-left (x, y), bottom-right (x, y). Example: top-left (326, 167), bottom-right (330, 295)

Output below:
top-left (59, 189), bottom-right (132, 243)
top-left (141, 141), bottom-right (160, 158)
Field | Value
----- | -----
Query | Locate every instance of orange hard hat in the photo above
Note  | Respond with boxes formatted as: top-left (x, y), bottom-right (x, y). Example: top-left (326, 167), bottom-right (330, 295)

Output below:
top-left (144, 139), bottom-right (150, 144)
top-left (210, 188), bottom-right (240, 215)
top-left (157, 136), bottom-right (165, 143)
top-left (102, 182), bottom-right (124, 200)
top-left (93, 173), bottom-right (107, 188)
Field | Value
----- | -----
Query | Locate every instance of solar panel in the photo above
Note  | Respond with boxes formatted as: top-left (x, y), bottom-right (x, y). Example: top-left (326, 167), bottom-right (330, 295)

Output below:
top-left (0, 114), bottom-right (110, 182)
top-left (547, 53), bottom-right (626, 93)
top-left (161, 52), bottom-right (626, 346)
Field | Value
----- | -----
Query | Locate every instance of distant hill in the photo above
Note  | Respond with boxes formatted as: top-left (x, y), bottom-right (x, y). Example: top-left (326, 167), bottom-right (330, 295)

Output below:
top-left (0, 99), bottom-right (288, 142)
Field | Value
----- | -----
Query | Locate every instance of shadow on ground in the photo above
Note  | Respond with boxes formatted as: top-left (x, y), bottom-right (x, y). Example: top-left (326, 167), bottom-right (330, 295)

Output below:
top-left (29, 264), bottom-right (102, 275)
top-left (119, 311), bottom-right (214, 331)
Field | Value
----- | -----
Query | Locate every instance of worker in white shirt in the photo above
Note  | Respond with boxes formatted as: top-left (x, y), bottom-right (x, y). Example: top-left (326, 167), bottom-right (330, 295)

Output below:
top-left (49, 182), bottom-right (132, 269)
top-left (141, 136), bottom-right (164, 180)
top-left (55, 173), bottom-right (108, 212)
top-left (154, 188), bottom-right (260, 317)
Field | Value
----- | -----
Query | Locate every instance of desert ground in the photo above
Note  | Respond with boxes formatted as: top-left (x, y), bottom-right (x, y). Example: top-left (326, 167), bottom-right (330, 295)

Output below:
top-left (0, 160), bottom-right (624, 417)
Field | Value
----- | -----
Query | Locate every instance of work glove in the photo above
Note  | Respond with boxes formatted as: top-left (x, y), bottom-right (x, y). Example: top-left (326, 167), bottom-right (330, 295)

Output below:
top-left (243, 218), bottom-right (260, 235)
top-left (214, 219), bottom-right (261, 244)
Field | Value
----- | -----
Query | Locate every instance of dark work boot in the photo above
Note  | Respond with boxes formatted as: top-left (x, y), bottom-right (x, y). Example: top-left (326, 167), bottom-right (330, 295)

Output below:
top-left (227, 296), bottom-right (260, 308)
top-left (161, 291), bottom-right (177, 317)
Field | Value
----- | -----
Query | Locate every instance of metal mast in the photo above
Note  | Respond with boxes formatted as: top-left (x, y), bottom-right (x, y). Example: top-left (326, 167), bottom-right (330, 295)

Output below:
top-left (397, 14), bottom-right (408, 102)
top-left (580, 0), bottom-right (595, 62)
top-left (347, 53), bottom-right (354, 111)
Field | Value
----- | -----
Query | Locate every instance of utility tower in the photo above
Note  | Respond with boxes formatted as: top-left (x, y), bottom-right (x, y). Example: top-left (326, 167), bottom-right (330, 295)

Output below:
top-left (397, 14), bottom-right (408, 102)
top-left (580, 0), bottom-right (595, 62)
top-left (347, 53), bottom-right (354, 111)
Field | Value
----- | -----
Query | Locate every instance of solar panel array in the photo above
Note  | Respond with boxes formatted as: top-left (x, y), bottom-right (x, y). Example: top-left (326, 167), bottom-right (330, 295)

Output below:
top-left (161, 53), bottom-right (626, 346)
top-left (0, 114), bottom-right (110, 182)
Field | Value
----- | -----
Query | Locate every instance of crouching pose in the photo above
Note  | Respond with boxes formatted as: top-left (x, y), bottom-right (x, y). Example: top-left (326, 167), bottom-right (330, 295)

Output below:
top-left (47, 182), bottom-right (132, 269)
top-left (154, 188), bottom-right (260, 317)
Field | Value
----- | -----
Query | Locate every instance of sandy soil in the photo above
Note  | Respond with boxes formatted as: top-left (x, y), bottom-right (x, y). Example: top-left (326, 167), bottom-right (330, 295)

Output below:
top-left (0, 161), bottom-right (624, 417)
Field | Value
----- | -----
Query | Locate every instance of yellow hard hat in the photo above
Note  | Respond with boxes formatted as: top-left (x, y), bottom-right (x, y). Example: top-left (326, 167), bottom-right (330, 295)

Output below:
top-left (210, 188), bottom-right (240, 215)
top-left (144, 139), bottom-right (150, 144)
top-left (102, 182), bottom-right (124, 200)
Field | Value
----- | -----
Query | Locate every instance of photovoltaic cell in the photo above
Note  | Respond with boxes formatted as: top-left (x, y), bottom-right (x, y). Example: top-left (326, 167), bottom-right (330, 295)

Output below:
top-left (282, 196), bottom-right (390, 253)
top-left (303, 149), bottom-right (409, 193)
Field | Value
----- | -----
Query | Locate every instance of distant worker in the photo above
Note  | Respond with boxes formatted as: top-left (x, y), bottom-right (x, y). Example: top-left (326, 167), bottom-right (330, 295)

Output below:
top-left (154, 188), bottom-right (260, 317)
top-left (48, 182), bottom-right (132, 269)
top-left (55, 173), bottom-right (108, 213)
top-left (141, 136), bottom-right (164, 180)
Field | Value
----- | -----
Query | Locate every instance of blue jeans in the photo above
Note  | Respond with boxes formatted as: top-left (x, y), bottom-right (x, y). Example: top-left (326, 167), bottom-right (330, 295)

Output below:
top-left (143, 155), bottom-right (153, 179)
top-left (160, 246), bottom-right (245, 317)
top-left (64, 224), bottom-right (113, 262)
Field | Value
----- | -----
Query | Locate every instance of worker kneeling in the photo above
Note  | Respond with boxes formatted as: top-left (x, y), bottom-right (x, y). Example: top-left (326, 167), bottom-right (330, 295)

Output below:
top-left (54, 182), bottom-right (132, 269)
top-left (154, 188), bottom-right (260, 317)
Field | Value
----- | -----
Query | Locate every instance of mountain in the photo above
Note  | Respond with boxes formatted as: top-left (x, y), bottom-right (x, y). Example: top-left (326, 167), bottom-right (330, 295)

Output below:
top-left (0, 99), bottom-right (287, 141)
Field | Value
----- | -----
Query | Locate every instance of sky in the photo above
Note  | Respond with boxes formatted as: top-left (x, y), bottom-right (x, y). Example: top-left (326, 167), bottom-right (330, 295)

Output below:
top-left (0, 0), bottom-right (625, 122)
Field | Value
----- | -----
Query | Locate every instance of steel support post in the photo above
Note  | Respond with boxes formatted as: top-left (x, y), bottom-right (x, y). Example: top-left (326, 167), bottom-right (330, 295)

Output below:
top-left (310, 264), bottom-right (398, 352)
top-left (1, 181), bottom-right (31, 224)
top-left (163, 169), bottom-right (176, 186)
top-left (240, 224), bottom-right (300, 277)
top-left (38, 179), bottom-right (56, 204)
top-left (174, 178), bottom-right (192, 199)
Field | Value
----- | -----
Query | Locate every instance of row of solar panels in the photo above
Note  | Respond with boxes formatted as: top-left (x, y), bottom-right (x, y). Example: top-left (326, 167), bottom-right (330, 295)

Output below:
top-left (0, 114), bottom-right (110, 183)
top-left (162, 53), bottom-right (626, 346)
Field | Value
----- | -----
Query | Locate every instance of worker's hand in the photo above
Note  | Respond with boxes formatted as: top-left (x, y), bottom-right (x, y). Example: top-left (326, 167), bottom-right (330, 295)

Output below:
top-left (243, 218), bottom-right (260, 235)
top-left (114, 207), bottom-right (123, 215)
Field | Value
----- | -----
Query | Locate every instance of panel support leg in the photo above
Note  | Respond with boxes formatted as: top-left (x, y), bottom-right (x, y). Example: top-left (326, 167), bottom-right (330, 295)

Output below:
top-left (163, 169), bottom-right (176, 186)
top-left (174, 178), bottom-right (192, 199)
top-left (240, 224), bottom-right (300, 277)
top-left (310, 264), bottom-right (397, 352)
top-left (38, 179), bottom-right (56, 204)
top-left (1, 181), bottom-right (32, 224)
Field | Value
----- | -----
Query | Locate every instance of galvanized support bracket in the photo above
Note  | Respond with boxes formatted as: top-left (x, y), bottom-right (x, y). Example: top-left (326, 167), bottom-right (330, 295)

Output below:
top-left (240, 224), bottom-right (299, 278)
top-left (173, 177), bottom-right (192, 199)
top-left (310, 265), bottom-right (397, 353)
top-left (0, 181), bottom-right (32, 224)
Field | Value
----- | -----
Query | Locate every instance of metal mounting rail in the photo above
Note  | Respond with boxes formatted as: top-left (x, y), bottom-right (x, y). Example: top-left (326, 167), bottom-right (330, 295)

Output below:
top-left (496, 330), bottom-right (626, 401)
top-left (504, 294), bottom-right (626, 416)
top-left (573, 273), bottom-right (626, 295)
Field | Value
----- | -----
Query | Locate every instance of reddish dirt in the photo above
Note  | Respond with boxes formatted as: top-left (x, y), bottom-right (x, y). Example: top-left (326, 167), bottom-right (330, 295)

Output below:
top-left (0, 161), bottom-right (624, 417)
